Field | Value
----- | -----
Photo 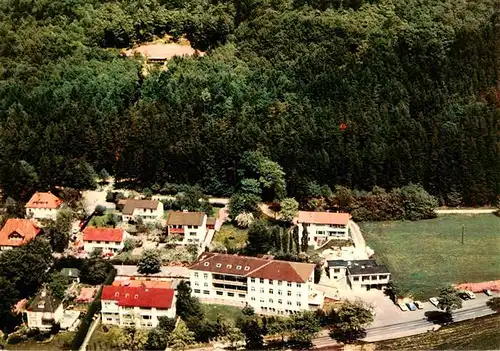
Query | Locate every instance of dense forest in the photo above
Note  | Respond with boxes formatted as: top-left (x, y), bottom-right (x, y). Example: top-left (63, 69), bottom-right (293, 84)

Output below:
top-left (0, 0), bottom-right (498, 205)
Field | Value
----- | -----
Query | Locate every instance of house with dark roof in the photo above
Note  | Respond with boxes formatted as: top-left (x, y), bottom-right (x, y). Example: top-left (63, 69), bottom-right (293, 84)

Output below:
top-left (82, 227), bottom-right (127, 256)
top-left (120, 199), bottom-right (164, 223)
top-left (327, 259), bottom-right (391, 291)
top-left (189, 253), bottom-right (324, 315)
top-left (26, 289), bottom-right (63, 331)
top-left (166, 211), bottom-right (207, 246)
top-left (25, 191), bottom-right (63, 220)
top-left (101, 286), bottom-right (176, 328)
top-left (60, 268), bottom-right (80, 283)
top-left (296, 211), bottom-right (350, 249)
top-left (0, 219), bottom-right (41, 251)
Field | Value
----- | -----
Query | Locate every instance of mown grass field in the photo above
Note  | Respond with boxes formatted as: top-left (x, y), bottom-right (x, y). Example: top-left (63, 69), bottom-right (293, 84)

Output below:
top-left (375, 313), bottom-right (500, 350)
top-left (360, 214), bottom-right (500, 298)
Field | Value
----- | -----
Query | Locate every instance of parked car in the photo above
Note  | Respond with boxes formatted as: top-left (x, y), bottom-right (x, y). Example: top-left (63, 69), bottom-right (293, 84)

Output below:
top-left (398, 303), bottom-right (409, 311)
top-left (414, 301), bottom-right (424, 309)
top-left (459, 292), bottom-right (470, 300)
top-left (484, 289), bottom-right (493, 296)
top-left (465, 291), bottom-right (476, 299)
top-left (406, 302), bottom-right (417, 311)
top-left (429, 297), bottom-right (439, 306)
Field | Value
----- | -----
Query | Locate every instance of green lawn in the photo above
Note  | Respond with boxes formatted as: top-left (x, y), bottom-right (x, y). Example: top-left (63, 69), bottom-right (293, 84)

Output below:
top-left (375, 313), bottom-right (500, 350)
top-left (86, 323), bottom-right (120, 351)
top-left (212, 224), bottom-right (248, 250)
top-left (201, 303), bottom-right (245, 324)
top-left (7, 332), bottom-right (74, 350)
top-left (361, 214), bottom-right (500, 299)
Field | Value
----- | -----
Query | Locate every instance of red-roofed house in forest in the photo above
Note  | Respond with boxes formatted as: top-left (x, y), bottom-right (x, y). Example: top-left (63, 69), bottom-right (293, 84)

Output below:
top-left (101, 286), bottom-right (176, 328)
top-left (0, 219), bottom-right (41, 251)
top-left (296, 211), bottom-right (350, 249)
top-left (189, 252), bottom-right (324, 315)
top-left (25, 191), bottom-right (63, 220)
top-left (83, 227), bottom-right (127, 256)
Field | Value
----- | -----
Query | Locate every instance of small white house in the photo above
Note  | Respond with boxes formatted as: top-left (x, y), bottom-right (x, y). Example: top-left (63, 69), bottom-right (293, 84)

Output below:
top-left (296, 211), bottom-right (350, 249)
top-left (121, 199), bottom-right (164, 223)
top-left (101, 286), bottom-right (176, 328)
top-left (166, 211), bottom-right (207, 246)
top-left (83, 227), bottom-right (127, 256)
top-left (25, 192), bottom-right (63, 221)
top-left (26, 289), bottom-right (63, 331)
top-left (327, 259), bottom-right (391, 291)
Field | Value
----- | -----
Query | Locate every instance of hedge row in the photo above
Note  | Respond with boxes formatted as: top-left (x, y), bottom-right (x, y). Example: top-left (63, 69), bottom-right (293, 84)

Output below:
top-left (71, 268), bottom-right (117, 350)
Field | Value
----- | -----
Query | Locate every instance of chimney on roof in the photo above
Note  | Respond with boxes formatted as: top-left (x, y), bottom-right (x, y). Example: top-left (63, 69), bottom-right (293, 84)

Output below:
top-left (41, 290), bottom-right (47, 297)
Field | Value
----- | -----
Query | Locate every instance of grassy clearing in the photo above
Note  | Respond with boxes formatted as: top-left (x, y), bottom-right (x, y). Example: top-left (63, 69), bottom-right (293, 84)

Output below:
top-left (86, 322), bottom-right (120, 351)
top-left (212, 224), bottom-right (248, 250)
top-left (360, 214), bottom-right (500, 299)
top-left (201, 303), bottom-right (245, 324)
top-left (374, 313), bottom-right (500, 350)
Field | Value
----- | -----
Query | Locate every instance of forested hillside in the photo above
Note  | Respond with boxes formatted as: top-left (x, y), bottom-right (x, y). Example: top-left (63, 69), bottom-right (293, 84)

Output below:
top-left (0, 0), bottom-right (498, 205)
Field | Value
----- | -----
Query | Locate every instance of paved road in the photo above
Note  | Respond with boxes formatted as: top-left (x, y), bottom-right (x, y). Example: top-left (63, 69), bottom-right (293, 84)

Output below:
top-left (80, 315), bottom-right (100, 351)
top-left (435, 208), bottom-right (497, 214)
top-left (311, 303), bottom-right (496, 347)
top-left (348, 220), bottom-right (368, 259)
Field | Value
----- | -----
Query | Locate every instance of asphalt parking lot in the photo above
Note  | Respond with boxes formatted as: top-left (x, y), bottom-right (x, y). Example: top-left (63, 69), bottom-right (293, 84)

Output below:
top-left (345, 290), bottom-right (492, 328)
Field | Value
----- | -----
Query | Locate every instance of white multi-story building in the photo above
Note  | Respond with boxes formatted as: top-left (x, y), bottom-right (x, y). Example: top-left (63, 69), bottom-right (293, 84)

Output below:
top-left (327, 259), bottom-right (391, 291)
top-left (25, 191), bottom-right (64, 221)
top-left (83, 227), bottom-right (127, 256)
top-left (121, 199), bottom-right (164, 223)
top-left (26, 289), bottom-right (63, 331)
top-left (101, 286), bottom-right (176, 328)
top-left (296, 211), bottom-right (350, 249)
top-left (189, 253), bottom-right (324, 316)
top-left (166, 211), bottom-right (207, 245)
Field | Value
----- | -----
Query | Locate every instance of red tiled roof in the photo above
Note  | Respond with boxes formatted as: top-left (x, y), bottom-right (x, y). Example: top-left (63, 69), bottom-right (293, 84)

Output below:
top-left (0, 219), bottom-right (40, 247)
top-left (112, 280), bottom-right (173, 289)
top-left (249, 261), bottom-right (313, 283)
top-left (297, 211), bottom-right (350, 225)
top-left (83, 228), bottom-right (124, 242)
top-left (122, 199), bottom-right (160, 215)
top-left (25, 192), bottom-right (63, 209)
top-left (101, 286), bottom-right (175, 309)
top-left (167, 211), bottom-right (205, 226)
top-left (189, 253), bottom-right (315, 283)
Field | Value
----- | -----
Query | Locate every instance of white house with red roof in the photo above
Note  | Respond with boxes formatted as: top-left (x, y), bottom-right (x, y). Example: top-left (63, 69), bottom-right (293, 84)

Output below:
top-left (296, 211), bottom-right (350, 249)
top-left (189, 253), bottom-right (324, 316)
top-left (83, 227), bottom-right (127, 256)
top-left (25, 191), bottom-right (63, 220)
top-left (101, 286), bottom-right (176, 328)
top-left (0, 219), bottom-right (41, 251)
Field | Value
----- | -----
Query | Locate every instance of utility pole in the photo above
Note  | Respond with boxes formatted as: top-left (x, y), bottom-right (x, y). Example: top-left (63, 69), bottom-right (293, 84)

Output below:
top-left (461, 224), bottom-right (465, 244)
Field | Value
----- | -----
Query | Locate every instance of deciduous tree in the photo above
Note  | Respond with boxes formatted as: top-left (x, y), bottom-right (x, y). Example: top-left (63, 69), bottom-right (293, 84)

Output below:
top-left (279, 198), bottom-right (299, 223)
top-left (437, 286), bottom-right (462, 314)
top-left (329, 300), bottom-right (374, 343)
top-left (137, 250), bottom-right (162, 274)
